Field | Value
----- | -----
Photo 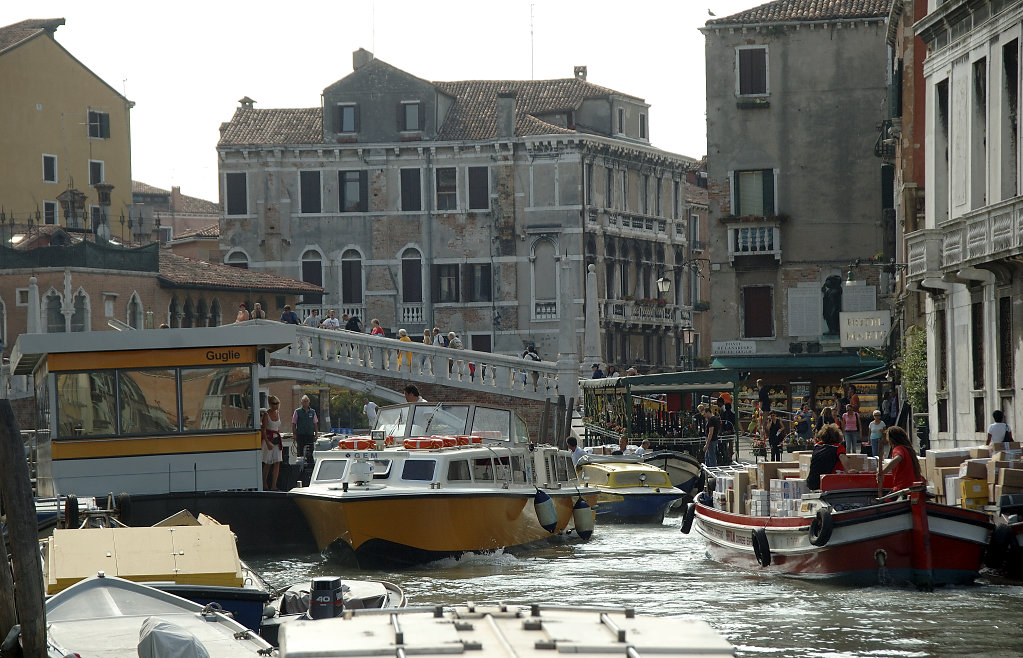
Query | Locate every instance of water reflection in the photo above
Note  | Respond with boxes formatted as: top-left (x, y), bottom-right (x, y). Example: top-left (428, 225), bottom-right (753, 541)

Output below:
top-left (246, 518), bottom-right (1023, 657)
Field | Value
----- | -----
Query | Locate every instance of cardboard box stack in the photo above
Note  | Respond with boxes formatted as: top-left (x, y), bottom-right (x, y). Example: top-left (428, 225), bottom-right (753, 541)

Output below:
top-left (756, 461), bottom-right (798, 489)
top-left (959, 478), bottom-right (989, 509)
top-left (750, 488), bottom-right (771, 516)
top-left (769, 478), bottom-right (808, 517)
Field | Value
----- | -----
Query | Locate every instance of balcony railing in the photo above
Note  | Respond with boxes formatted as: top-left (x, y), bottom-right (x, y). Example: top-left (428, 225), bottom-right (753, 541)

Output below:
top-left (534, 301), bottom-right (558, 320)
top-left (905, 196), bottom-right (1023, 279)
top-left (401, 303), bottom-right (424, 325)
top-left (599, 300), bottom-right (692, 328)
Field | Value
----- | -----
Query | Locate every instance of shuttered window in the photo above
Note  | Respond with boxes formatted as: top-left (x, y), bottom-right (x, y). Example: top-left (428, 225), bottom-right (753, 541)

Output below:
top-left (339, 171), bottom-right (368, 212)
top-left (742, 286), bottom-right (773, 338)
top-left (733, 169), bottom-right (775, 216)
top-left (225, 173), bottom-right (247, 215)
top-left (300, 171), bottom-right (321, 214)
top-left (400, 169), bottom-right (422, 211)
top-left (468, 167), bottom-right (489, 210)
top-left (738, 47), bottom-right (768, 95)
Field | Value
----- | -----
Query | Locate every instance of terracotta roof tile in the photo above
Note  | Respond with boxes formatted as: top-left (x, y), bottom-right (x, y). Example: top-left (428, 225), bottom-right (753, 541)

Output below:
top-left (218, 76), bottom-right (642, 145)
top-left (174, 194), bottom-right (220, 215)
top-left (158, 252), bottom-right (321, 293)
top-left (685, 185), bottom-right (708, 206)
top-left (173, 223), bottom-right (220, 240)
top-left (0, 18), bottom-right (63, 55)
top-left (707, 0), bottom-right (891, 26)
top-left (218, 108), bottom-right (322, 146)
top-left (132, 180), bottom-right (170, 196)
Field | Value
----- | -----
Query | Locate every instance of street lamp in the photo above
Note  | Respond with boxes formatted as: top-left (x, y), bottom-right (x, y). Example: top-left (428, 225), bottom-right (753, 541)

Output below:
top-left (681, 324), bottom-right (695, 371)
top-left (656, 276), bottom-right (671, 295)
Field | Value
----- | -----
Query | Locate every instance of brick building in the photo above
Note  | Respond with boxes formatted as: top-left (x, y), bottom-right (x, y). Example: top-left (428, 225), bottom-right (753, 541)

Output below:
top-left (216, 51), bottom-right (700, 370)
top-left (701, 0), bottom-right (892, 414)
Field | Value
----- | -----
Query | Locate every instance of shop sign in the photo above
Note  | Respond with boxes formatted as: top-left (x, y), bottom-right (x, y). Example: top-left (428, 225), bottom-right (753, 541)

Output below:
top-left (839, 311), bottom-right (890, 347)
top-left (712, 340), bottom-right (757, 356)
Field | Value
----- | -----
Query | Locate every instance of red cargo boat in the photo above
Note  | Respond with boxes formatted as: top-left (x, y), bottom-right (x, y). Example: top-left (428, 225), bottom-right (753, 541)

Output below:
top-left (684, 473), bottom-right (992, 588)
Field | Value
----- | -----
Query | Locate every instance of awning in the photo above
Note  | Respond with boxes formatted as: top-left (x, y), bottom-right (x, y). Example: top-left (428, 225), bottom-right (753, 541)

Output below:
top-left (580, 368), bottom-right (741, 394)
top-left (841, 364), bottom-right (890, 384)
top-left (709, 354), bottom-right (885, 373)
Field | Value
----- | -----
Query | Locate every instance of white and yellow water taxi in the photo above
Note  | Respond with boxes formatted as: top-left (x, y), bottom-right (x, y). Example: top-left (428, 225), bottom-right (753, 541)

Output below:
top-left (289, 401), bottom-right (598, 566)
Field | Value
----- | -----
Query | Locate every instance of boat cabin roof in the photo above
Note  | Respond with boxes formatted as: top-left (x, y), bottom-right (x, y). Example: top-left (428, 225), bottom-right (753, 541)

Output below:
top-left (11, 322), bottom-right (294, 375)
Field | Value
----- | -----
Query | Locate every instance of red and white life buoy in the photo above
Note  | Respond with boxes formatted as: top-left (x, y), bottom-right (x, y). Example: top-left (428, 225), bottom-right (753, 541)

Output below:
top-left (403, 438), bottom-right (445, 450)
top-left (338, 437), bottom-right (375, 450)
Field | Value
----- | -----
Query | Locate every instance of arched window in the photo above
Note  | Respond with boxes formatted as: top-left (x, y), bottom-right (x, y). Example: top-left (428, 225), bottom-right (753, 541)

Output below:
top-left (302, 249), bottom-right (323, 287)
top-left (226, 252), bottom-right (248, 269)
top-left (197, 298), bottom-right (209, 327)
top-left (209, 298), bottom-right (222, 327)
top-left (169, 296), bottom-right (181, 328)
top-left (127, 293), bottom-right (143, 329)
top-left (44, 291), bottom-right (65, 333)
top-left (341, 249), bottom-right (363, 305)
top-left (531, 239), bottom-right (557, 319)
top-left (182, 298), bottom-right (195, 328)
top-left (70, 288), bottom-right (89, 332)
top-left (401, 248), bottom-right (422, 303)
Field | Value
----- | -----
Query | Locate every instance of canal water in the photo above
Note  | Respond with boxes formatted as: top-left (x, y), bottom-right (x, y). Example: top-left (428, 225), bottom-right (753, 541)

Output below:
top-left (247, 517), bottom-right (1023, 657)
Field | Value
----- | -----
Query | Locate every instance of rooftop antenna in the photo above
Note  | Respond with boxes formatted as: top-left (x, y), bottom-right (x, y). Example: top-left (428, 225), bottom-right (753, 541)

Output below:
top-left (371, 1), bottom-right (375, 55)
top-left (530, 3), bottom-right (534, 80)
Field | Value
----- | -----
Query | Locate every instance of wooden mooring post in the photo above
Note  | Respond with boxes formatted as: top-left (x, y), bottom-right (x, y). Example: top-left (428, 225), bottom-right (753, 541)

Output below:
top-left (0, 400), bottom-right (45, 656)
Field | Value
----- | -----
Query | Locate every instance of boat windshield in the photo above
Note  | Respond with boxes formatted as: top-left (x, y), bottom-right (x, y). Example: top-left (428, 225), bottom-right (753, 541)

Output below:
top-left (411, 405), bottom-right (470, 436)
top-left (315, 458), bottom-right (348, 482)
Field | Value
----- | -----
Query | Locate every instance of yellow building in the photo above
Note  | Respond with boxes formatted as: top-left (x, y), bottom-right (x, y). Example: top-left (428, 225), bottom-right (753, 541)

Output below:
top-left (0, 18), bottom-right (132, 232)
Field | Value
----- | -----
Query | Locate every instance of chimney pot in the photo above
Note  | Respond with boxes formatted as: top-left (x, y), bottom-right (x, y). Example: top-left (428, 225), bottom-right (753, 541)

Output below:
top-left (238, 96), bottom-right (255, 109)
top-left (574, 66), bottom-right (587, 81)
top-left (497, 90), bottom-right (517, 139)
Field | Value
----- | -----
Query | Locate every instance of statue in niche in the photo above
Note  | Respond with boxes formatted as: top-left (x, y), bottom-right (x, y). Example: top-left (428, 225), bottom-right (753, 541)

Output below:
top-left (821, 275), bottom-right (843, 335)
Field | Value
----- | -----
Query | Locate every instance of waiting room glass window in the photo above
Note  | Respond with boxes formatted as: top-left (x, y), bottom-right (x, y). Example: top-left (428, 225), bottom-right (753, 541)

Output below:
top-left (436, 167), bottom-right (457, 211)
top-left (433, 264), bottom-right (459, 302)
top-left (44, 201), bottom-right (57, 225)
top-left (742, 285), bottom-right (773, 338)
top-left (88, 110), bottom-right (110, 138)
top-left (341, 249), bottom-right (363, 304)
top-left (401, 101), bottom-right (422, 131)
top-left (337, 104), bottom-right (358, 133)
top-left (42, 154), bottom-right (57, 183)
top-left (225, 173), bottom-right (247, 215)
top-left (89, 160), bottom-right (104, 185)
top-left (339, 170), bottom-right (367, 212)
top-left (468, 167), bottom-right (489, 210)
top-left (737, 47), bottom-right (768, 96)
top-left (400, 169), bottom-right (422, 211)
top-left (300, 171), bottom-right (321, 214)
top-left (732, 169), bottom-right (775, 216)
top-left (468, 263), bottom-right (492, 302)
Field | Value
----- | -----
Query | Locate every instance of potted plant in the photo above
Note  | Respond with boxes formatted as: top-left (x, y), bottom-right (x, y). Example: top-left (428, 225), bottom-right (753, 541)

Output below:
top-left (750, 436), bottom-right (766, 457)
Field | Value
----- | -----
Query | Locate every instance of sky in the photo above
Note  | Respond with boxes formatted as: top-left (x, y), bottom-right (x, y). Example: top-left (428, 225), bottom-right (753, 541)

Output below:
top-left (3, 0), bottom-right (765, 203)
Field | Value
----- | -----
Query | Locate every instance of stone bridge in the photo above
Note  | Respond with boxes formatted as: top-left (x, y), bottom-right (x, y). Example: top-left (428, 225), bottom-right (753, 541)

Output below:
top-left (261, 323), bottom-right (582, 438)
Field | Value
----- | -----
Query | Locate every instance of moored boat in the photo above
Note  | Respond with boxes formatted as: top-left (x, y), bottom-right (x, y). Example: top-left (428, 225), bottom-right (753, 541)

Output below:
top-left (289, 401), bottom-right (598, 566)
top-left (686, 472), bottom-right (992, 587)
top-left (42, 573), bottom-right (273, 657)
top-left (277, 603), bottom-right (735, 658)
top-left (642, 449), bottom-right (705, 497)
top-left (576, 454), bottom-right (684, 523)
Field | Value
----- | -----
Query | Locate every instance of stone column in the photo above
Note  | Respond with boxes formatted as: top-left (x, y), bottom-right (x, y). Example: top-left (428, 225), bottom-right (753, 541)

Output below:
top-left (582, 264), bottom-right (601, 376)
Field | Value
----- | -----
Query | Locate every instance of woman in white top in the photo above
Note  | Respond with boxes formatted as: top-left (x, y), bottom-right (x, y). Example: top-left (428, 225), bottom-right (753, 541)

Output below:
top-left (987, 409), bottom-right (1014, 445)
top-left (262, 396), bottom-right (284, 490)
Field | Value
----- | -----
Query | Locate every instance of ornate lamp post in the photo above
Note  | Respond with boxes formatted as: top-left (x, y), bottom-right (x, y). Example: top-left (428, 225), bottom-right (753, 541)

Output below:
top-left (682, 324), bottom-right (696, 372)
top-left (94, 182), bottom-right (114, 239)
top-left (57, 186), bottom-right (88, 230)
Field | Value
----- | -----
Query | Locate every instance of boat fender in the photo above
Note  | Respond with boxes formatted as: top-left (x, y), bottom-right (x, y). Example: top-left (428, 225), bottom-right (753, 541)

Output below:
top-left (808, 508), bottom-right (834, 547)
top-left (696, 491), bottom-right (713, 508)
top-left (572, 497), bottom-right (594, 540)
top-left (984, 522), bottom-right (1017, 569)
top-left (64, 494), bottom-right (79, 530)
top-left (751, 528), bottom-right (771, 567)
top-left (534, 489), bottom-right (558, 533)
top-left (680, 503), bottom-right (696, 534)
top-left (116, 492), bottom-right (132, 524)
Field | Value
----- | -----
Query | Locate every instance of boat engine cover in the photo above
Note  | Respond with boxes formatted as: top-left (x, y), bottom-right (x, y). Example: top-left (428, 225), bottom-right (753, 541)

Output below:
top-left (137, 616), bottom-right (211, 658)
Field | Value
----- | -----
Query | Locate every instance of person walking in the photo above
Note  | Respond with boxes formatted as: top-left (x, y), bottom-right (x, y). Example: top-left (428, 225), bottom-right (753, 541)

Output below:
top-left (842, 405), bottom-right (860, 454)
top-left (987, 410), bottom-right (1014, 445)
top-left (362, 398), bottom-right (379, 428)
top-left (291, 395), bottom-right (318, 478)
top-left (703, 406), bottom-right (720, 467)
top-left (522, 346), bottom-right (541, 391)
top-left (432, 327), bottom-right (446, 347)
top-left (447, 331), bottom-right (463, 375)
top-left (397, 329), bottom-right (413, 372)
top-left (866, 409), bottom-right (886, 457)
top-left (767, 411), bottom-right (785, 462)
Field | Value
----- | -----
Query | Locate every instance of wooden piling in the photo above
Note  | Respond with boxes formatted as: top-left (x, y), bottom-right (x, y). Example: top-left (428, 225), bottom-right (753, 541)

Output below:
top-left (562, 397), bottom-right (575, 447)
top-left (0, 519), bottom-right (16, 647)
top-left (554, 395), bottom-right (566, 444)
top-left (538, 400), bottom-right (551, 445)
top-left (0, 400), bottom-right (45, 656)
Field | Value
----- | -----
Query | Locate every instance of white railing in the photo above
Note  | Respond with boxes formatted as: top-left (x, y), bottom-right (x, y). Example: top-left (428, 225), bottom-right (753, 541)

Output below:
top-left (599, 300), bottom-right (691, 328)
top-left (277, 324), bottom-right (571, 401)
top-left (909, 197), bottom-right (1023, 278)
top-left (401, 304), bottom-right (424, 324)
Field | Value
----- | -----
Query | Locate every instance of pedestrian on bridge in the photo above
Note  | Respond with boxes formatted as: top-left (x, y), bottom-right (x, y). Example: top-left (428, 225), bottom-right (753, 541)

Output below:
top-left (447, 332), bottom-right (463, 376)
top-left (397, 329), bottom-right (413, 372)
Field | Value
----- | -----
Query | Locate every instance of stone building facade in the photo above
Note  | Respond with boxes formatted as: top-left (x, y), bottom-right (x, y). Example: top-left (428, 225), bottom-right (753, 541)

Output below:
top-left (908, 0), bottom-right (1023, 448)
top-left (702, 0), bottom-right (892, 413)
top-left (217, 52), bottom-right (696, 369)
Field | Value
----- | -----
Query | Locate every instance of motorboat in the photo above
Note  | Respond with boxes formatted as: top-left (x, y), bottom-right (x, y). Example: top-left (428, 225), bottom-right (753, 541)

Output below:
top-left (277, 603), bottom-right (734, 658)
top-left (685, 471), bottom-right (992, 588)
top-left (289, 401), bottom-right (598, 566)
top-left (42, 573), bottom-right (273, 657)
top-left (40, 510), bottom-right (273, 632)
top-left (575, 454), bottom-right (684, 523)
top-left (259, 576), bottom-right (407, 646)
top-left (642, 449), bottom-right (705, 498)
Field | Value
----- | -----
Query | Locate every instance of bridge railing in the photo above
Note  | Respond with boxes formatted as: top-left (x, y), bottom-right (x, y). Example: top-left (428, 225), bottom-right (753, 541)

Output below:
top-left (276, 324), bottom-right (567, 400)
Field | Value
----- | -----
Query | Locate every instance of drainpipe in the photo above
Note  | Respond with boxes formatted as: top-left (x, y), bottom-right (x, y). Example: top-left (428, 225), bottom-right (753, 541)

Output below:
top-left (424, 150), bottom-right (434, 329)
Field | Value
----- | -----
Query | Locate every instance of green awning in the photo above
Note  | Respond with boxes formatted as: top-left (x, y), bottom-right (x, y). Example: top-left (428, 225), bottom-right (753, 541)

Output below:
top-left (841, 364), bottom-right (890, 384)
top-left (709, 354), bottom-right (885, 373)
top-left (580, 368), bottom-right (741, 393)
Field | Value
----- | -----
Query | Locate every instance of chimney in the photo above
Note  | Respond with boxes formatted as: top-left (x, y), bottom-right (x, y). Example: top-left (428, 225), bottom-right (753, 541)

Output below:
top-left (238, 96), bottom-right (255, 110)
top-left (171, 186), bottom-right (182, 212)
top-left (497, 90), bottom-right (517, 140)
top-left (353, 48), bottom-right (374, 71)
top-left (574, 66), bottom-right (587, 81)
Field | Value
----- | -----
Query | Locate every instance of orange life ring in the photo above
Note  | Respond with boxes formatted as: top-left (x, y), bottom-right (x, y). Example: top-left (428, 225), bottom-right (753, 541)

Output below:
top-left (403, 438), bottom-right (444, 449)
top-left (339, 437), bottom-right (375, 450)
